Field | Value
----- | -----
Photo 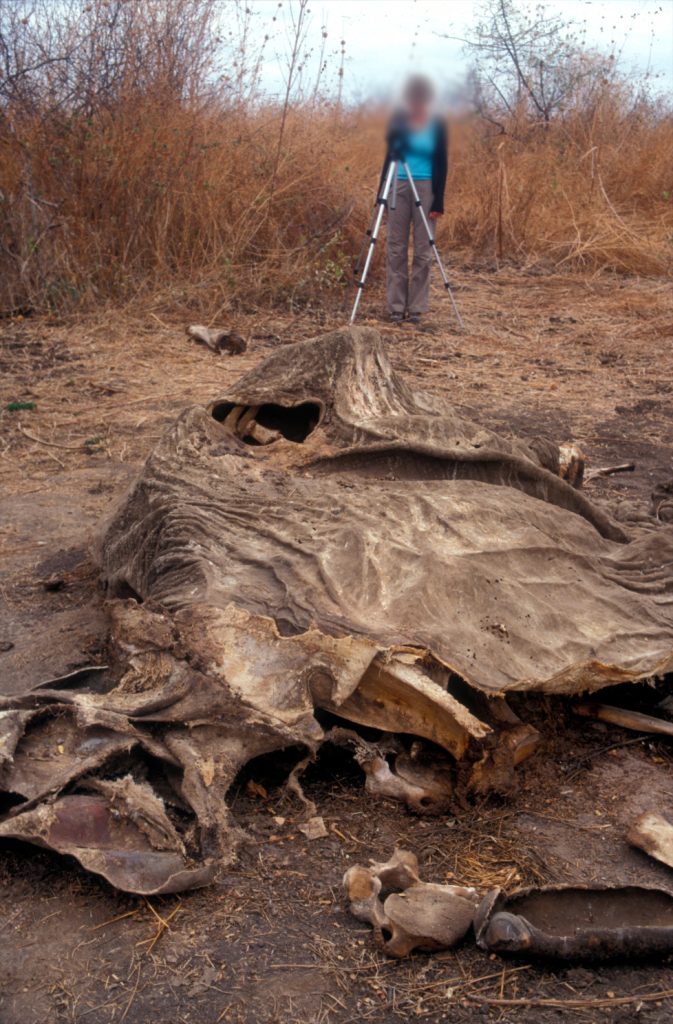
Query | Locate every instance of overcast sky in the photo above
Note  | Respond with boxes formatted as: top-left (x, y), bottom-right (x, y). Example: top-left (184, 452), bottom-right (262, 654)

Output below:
top-left (245, 0), bottom-right (673, 99)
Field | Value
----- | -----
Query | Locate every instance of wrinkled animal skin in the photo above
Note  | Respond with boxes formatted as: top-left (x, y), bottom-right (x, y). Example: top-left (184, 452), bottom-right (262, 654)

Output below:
top-left (4, 326), bottom-right (673, 895)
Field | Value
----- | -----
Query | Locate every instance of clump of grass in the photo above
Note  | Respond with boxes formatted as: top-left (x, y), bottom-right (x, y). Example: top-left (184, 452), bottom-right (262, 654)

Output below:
top-left (6, 401), bottom-right (36, 412)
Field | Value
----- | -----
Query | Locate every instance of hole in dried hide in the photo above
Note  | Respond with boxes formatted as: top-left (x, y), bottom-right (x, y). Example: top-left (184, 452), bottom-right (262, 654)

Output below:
top-left (211, 401), bottom-right (236, 422)
top-left (229, 745), bottom-right (311, 798)
top-left (110, 579), bottom-right (144, 603)
top-left (594, 677), bottom-right (672, 713)
top-left (304, 741), bottom-right (367, 788)
top-left (229, 739), bottom-right (367, 811)
top-left (0, 792), bottom-right (25, 815)
top-left (212, 401), bottom-right (320, 444)
top-left (255, 403), bottom-right (320, 442)
top-left (275, 617), bottom-right (307, 638)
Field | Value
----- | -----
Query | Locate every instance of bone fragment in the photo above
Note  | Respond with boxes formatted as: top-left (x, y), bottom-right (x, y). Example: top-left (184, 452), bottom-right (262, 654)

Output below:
top-left (343, 849), bottom-right (480, 958)
top-left (575, 703), bottom-right (673, 738)
top-left (559, 442), bottom-right (585, 489)
top-left (362, 755), bottom-right (453, 815)
top-left (323, 658), bottom-right (491, 760)
top-left (186, 325), bottom-right (247, 354)
top-left (369, 848), bottom-right (420, 890)
top-left (246, 420), bottom-right (281, 445)
top-left (381, 882), bottom-right (480, 957)
top-left (468, 722), bottom-right (541, 795)
top-left (323, 728), bottom-right (453, 814)
top-left (343, 866), bottom-right (387, 927)
top-left (628, 812), bottom-right (673, 869)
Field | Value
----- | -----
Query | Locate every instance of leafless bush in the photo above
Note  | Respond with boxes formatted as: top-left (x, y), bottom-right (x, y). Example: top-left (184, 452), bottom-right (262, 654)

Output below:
top-left (451, 0), bottom-right (626, 132)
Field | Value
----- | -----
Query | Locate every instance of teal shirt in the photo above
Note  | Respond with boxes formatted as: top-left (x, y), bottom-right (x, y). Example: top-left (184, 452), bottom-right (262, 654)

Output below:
top-left (398, 121), bottom-right (436, 180)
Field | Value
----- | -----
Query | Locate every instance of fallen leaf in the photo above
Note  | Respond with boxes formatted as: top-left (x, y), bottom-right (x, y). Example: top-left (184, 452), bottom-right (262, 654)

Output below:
top-left (298, 816), bottom-right (328, 840)
top-left (246, 780), bottom-right (268, 800)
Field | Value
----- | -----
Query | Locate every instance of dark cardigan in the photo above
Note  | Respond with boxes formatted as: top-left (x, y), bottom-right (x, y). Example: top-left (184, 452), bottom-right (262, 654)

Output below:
top-left (378, 112), bottom-right (449, 214)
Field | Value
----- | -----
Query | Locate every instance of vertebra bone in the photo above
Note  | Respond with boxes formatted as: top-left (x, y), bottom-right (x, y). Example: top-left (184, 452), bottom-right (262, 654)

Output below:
top-left (343, 848), bottom-right (480, 958)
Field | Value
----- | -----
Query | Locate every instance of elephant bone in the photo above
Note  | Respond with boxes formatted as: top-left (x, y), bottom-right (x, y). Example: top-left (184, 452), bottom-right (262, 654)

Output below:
top-left (323, 728), bottom-right (454, 815)
top-left (369, 847), bottom-right (420, 890)
top-left (186, 324), bottom-right (247, 355)
top-left (342, 864), bottom-right (387, 929)
top-left (343, 848), bottom-right (480, 958)
top-left (363, 752), bottom-right (454, 815)
top-left (380, 880), bottom-right (481, 957)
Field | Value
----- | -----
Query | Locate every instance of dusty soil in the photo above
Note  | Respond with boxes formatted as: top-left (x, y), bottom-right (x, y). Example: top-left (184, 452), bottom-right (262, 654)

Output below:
top-left (2, 270), bottom-right (673, 1024)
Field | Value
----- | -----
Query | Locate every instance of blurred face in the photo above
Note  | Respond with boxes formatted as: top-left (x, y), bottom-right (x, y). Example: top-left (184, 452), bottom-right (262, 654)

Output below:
top-left (408, 97), bottom-right (430, 126)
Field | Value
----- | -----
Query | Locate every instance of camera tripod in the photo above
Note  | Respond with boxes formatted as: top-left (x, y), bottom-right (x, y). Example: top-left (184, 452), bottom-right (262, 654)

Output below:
top-left (350, 159), bottom-right (464, 330)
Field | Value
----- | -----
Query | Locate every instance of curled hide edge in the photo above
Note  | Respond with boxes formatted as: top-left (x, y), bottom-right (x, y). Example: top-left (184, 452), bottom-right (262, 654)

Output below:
top-left (474, 884), bottom-right (673, 961)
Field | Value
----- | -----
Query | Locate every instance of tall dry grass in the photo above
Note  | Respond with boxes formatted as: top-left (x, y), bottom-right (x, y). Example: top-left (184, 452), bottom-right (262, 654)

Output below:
top-left (1, 1), bottom-right (671, 316)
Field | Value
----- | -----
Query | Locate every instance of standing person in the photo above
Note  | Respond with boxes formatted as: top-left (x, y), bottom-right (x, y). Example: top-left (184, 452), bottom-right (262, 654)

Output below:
top-left (381, 75), bottom-right (448, 325)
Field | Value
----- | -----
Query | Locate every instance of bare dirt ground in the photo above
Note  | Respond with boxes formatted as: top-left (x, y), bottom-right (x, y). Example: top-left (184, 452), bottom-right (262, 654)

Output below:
top-left (2, 269), bottom-right (673, 1024)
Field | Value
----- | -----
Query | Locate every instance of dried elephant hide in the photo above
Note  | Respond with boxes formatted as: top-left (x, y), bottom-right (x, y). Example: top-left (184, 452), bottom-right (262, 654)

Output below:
top-left (474, 884), bottom-right (673, 960)
top-left (2, 326), bottom-right (673, 893)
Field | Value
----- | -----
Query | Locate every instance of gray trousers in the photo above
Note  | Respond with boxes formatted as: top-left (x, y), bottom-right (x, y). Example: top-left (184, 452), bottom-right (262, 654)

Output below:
top-left (386, 179), bottom-right (434, 315)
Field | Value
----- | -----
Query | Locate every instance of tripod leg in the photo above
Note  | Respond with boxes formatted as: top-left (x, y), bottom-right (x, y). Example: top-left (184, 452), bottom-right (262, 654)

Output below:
top-left (353, 201), bottom-right (380, 280)
top-left (353, 160), bottom-right (392, 278)
top-left (401, 161), bottom-right (465, 331)
top-left (350, 161), bottom-right (396, 325)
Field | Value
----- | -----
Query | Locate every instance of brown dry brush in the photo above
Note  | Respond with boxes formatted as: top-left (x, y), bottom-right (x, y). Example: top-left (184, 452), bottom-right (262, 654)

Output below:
top-left (0, 0), bottom-right (671, 318)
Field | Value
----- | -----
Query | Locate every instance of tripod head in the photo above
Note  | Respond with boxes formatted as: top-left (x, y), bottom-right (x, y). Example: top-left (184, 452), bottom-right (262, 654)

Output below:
top-left (387, 133), bottom-right (408, 162)
top-left (386, 113), bottom-right (409, 162)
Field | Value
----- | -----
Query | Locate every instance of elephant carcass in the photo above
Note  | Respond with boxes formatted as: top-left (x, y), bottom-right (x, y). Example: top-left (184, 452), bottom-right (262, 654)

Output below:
top-left (102, 326), bottom-right (673, 697)
top-left (2, 325), bottom-right (673, 893)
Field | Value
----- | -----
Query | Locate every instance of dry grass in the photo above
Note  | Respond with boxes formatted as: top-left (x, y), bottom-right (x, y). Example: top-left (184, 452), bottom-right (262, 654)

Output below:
top-left (1, 0), bottom-right (671, 318)
top-left (3, 98), bottom-right (672, 320)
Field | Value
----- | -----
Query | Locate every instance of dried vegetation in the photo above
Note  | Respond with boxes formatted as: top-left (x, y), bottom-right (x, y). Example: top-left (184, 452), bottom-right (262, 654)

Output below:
top-left (0, 0), bottom-right (671, 320)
